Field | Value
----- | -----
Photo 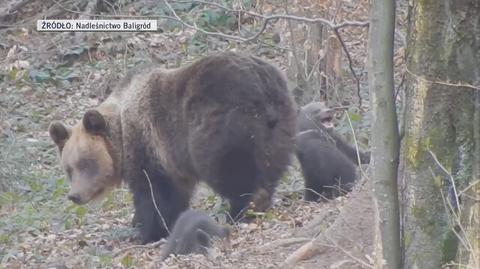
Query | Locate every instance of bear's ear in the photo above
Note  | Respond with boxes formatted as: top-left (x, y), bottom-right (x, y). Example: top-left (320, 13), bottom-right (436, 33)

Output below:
top-left (49, 122), bottom-right (70, 148)
top-left (83, 110), bottom-right (106, 134)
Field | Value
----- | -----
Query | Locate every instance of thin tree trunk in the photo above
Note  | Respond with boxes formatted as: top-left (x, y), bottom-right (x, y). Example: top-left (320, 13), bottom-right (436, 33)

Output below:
top-left (367, 1), bottom-right (401, 268)
top-left (403, 1), bottom-right (480, 268)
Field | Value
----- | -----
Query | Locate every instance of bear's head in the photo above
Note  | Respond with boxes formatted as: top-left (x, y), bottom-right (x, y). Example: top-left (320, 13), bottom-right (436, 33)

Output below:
top-left (301, 102), bottom-right (335, 130)
top-left (49, 110), bottom-right (121, 204)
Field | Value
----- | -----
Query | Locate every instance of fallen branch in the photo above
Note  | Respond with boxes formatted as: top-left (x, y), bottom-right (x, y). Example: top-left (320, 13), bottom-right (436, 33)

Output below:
top-left (286, 182), bottom-right (375, 268)
top-left (281, 240), bottom-right (319, 268)
top-left (323, 236), bottom-right (374, 269)
top-left (295, 210), bottom-right (331, 238)
top-left (257, 237), bottom-right (311, 252)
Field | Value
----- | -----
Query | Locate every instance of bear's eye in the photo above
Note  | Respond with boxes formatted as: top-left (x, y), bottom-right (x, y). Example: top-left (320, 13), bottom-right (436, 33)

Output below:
top-left (77, 158), bottom-right (90, 170)
top-left (77, 158), bottom-right (99, 177)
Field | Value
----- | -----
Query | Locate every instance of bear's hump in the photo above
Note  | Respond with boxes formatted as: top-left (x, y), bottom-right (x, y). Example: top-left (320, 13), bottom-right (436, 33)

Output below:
top-left (175, 53), bottom-right (287, 106)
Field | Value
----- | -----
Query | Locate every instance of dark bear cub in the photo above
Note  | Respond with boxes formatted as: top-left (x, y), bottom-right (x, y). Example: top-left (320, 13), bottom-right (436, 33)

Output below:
top-left (297, 102), bottom-right (370, 165)
top-left (295, 102), bottom-right (369, 201)
top-left (49, 52), bottom-right (296, 244)
top-left (160, 210), bottom-right (230, 261)
top-left (295, 130), bottom-right (357, 201)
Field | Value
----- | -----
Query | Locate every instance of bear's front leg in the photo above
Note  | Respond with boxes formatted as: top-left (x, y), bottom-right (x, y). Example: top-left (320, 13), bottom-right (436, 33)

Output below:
top-left (128, 166), bottom-right (191, 244)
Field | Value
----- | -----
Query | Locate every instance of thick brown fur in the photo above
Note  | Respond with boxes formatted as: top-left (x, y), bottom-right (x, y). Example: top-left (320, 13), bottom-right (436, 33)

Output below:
top-left (49, 52), bottom-right (296, 244)
top-left (160, 210), bottom-right (230, 261)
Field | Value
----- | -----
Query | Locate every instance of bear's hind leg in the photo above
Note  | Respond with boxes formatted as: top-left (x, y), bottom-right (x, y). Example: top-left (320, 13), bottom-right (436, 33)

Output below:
top-left (194, 145), bottom-right (258, 221)
top-left (189, 120), bottom-right (273, 221)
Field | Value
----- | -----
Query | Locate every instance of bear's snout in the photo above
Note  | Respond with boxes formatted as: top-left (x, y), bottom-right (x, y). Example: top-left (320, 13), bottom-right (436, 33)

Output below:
top-left (68, 193), bottom-right (82, 204)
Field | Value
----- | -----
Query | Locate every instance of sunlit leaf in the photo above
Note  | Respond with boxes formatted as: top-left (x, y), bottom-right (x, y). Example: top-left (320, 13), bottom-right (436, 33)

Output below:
top-left (347, 111), bottom-right (361, 122)
top-left (121, 254), bottom-right (134, 267)
top-left (75, 206), bottom-right (87, 219)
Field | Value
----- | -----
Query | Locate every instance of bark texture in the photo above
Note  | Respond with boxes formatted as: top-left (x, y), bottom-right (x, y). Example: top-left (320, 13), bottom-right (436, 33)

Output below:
top-left (367, 1), bottom-right (401, 268)
top-left (403, 0), bottom-right (480, 268)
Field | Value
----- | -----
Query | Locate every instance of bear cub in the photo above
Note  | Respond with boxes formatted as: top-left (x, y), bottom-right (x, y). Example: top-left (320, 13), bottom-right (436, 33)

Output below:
top-left (295, 102), bottom-right (369, 201)
top-left (296, 129), bottom-right (357, 201)
top-left (297, 102), bottom-right (370, 165)
top-left (160, 210), bottom-right (230, 261)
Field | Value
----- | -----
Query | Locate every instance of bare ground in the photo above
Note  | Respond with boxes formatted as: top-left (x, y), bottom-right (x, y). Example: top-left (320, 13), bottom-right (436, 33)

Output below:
top-left (3, 180), bottom-right (374, 269)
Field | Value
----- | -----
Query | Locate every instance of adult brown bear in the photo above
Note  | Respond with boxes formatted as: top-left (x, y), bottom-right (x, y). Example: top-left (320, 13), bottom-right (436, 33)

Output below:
top-left (49, 52), bottom-right (296, 244)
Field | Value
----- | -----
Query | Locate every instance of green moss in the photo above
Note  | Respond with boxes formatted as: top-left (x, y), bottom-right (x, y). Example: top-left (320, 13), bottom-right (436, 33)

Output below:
top-left (411, 205), bottom-right (436, 235)
top-left (432, 174), bottom-right (443, 188)
top-left (411, 205), bottom-right (424, 219)
top-left (404, 231), bottom-right (412, 249)
top-left (427, 127), bottom-right (454, 167)
top-left (405, 136), bottom-right (423, 170)
top-left (442, 230), bottom-right (458, 263)
top-left (405, 136), bottom-right (430, 170)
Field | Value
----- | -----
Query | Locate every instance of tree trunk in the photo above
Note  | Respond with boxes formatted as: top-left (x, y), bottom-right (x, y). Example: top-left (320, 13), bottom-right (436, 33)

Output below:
top-left (403, 1), bottom-right (480, 268)
top-left (367, 1), bottom-right (401, 268)
top-left (462, 91), bottom-right (480, 268)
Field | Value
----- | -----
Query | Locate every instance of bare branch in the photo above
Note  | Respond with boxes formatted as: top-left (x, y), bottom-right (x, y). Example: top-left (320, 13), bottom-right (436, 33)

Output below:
top-left (50, 0), bottom-right (176, 20)
top-left (436, 176), bottom-right (475, 257)
top-left (394, 71), bottom-right (406, 100)
top-left (304, 187), bottom-right (334, 201)
top-left (460, 193), bottom-right (480, 202)
top-left (406, 68), bottom-right (480, 91)
top-left (427, 149), bottom-right (461, 212)
top-left (241, 14), bottom-right (368, 42)
top-left (344, 110), bottom-right (370, 181)
top-left (428, 160), bottom-right (479, 267)
top-left (160, 0), bottom-right (247, 41)
top-left (458, 180), bottom-right (480, 196)
top-left (333, 28), bottom-right (363, 107)
top-left (50, 0), bottom-right (368, 44)
top-left (398, 73), bottom-right (407, 141)
top-left (143, 169), bottom-right (170, 235)
top-left (174, 0), bottom-right (369, 30)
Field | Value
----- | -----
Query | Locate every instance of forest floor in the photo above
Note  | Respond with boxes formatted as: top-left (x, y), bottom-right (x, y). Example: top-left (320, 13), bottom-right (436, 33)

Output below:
top-left (0, 0), bottom-right (406, 268)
